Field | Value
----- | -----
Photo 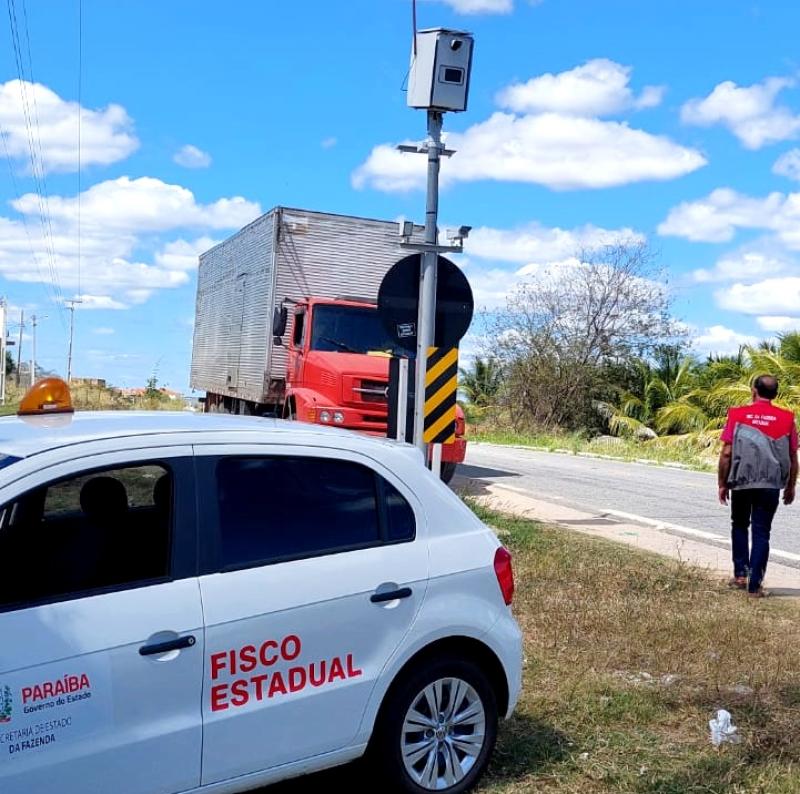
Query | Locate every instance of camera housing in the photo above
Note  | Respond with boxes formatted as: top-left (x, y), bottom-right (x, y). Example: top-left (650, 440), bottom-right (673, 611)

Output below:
top-left (407, 29), bottom-right (474, 113)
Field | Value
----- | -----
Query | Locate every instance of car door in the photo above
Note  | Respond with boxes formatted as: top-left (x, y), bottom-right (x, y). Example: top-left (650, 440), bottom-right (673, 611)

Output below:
top-left (0, 446), bottom-right (203, 794)
top-left (194, 443), bottom-right (428, 785)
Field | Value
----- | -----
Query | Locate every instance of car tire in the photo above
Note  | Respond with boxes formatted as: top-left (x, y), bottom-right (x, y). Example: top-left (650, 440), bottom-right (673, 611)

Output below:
top-left (370, 656), bottom-right (498, 794)
top-left (440, 462), bottom-right (457, 485)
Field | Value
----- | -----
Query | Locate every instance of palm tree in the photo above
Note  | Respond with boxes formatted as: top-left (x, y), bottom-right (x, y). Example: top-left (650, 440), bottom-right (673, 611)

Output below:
top-left (602, 352), bottom-right (704, 438)
top-left (460, 357), bottom-right (504, 407)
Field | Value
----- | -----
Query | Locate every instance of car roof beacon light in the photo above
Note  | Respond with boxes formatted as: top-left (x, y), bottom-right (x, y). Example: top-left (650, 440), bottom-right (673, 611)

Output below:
top-left (18, 377), bottom-right (75, 416)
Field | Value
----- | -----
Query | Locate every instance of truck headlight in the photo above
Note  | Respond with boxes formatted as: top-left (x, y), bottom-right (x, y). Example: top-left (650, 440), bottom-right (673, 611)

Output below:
top-left (320, 410), bottom-right (331, 423)
top-left (333, 411), bottom-right (345, 424)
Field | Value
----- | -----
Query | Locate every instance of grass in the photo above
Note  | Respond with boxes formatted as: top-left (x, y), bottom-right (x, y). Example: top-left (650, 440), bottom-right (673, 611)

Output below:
top-left (469, 427), bottom-right (717, 471)
top-left (268, 507), bottom-right (800, 794)
top-left (472, 507), bottom-right (800, 793)
top-left (0, 381), bottom-right (180, 414)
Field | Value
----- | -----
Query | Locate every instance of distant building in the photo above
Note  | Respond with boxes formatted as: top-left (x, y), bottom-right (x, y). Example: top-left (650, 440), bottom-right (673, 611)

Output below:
top-left (70, 377), bottom-right (107, 389)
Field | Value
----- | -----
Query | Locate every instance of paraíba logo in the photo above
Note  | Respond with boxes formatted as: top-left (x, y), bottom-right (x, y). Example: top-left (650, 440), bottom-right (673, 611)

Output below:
top-left (0, 684), bottom-right (12, 724)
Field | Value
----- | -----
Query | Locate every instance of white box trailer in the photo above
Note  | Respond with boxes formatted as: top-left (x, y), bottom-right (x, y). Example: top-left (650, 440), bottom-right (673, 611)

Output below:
top-left (190, 207), bottom-right (423, 408)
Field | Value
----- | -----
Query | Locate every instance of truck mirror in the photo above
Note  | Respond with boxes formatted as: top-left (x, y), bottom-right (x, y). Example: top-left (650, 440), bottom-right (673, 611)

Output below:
top-left (272, 306), bottom-right (288, 338)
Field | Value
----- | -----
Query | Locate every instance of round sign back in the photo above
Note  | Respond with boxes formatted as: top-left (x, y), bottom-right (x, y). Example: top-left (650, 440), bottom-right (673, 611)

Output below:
top-left (377, 254), bottom-right (474, 353)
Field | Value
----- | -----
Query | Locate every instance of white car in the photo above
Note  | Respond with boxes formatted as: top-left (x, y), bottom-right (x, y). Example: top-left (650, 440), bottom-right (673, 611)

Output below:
top-left (0, 382), bottom-right (522, 794)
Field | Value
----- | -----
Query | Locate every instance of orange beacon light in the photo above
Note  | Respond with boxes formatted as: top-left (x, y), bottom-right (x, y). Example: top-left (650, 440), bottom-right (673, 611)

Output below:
top-left (18, 378), bottom-right (75, 416)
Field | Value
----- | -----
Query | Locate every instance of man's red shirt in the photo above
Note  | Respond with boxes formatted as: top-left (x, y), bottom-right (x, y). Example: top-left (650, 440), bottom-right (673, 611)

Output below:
top-left (721, 399), bottom-right (798, 452)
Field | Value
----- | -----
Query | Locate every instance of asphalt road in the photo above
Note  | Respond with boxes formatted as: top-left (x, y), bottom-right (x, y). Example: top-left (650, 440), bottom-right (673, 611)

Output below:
top-left (460, 443), bottom-right (800, 563)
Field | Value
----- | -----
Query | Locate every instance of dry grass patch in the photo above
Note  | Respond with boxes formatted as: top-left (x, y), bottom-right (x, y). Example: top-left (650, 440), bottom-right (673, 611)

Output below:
top-left (476, 506), bottom-right (800, 794)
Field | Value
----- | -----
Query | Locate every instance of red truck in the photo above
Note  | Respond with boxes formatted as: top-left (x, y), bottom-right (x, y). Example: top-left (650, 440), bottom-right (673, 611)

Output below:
top-left (191, 208), bottom-right (466, 482)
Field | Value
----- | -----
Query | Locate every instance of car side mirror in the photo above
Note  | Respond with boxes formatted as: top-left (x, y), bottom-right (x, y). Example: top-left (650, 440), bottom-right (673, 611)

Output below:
top-left (272, 305), bottom-right (288, 339)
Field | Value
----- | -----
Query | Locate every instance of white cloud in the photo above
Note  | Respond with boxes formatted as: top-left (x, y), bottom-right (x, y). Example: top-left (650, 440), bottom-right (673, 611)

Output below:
top-left (692, 325), bottom-right (759, 356)
top-left (497, 59), bottom-right (664, 116)
top-left (757, 316), bottom-right (800, 332)
top-left (681, 77), bottom-right (800, 149)
top-left (357, 60), bottom-right (701, 192)
top-left (173, 144), bottom-right (212, 168)
top-left (716, 277), bottom-right (800, 316)
top-left (73, 295), bottom-right (128, 311)
top-left (13, 176), bottom-right (260, 234)
top-left (465, 221), bottom-right (644, 263)
top-left (92, 327), bottom-right (115, 335)
top-left (435, 0), bottom-right (513, 13)
top-left (321, 137), bottom-right (338, 149)
top-left (0, 177), bottom-right (261, 309)
top-left (354, 112), bottom-right (705, 192)
top-left (658, 188), bottom-right (800, 250)
top-left (692, 249), bottom-right (790, 283)
top-left (460, 262), bottom-right (518, 309)
top-left (773, 148), bottom-right (800, 180)
top-left (155, 237), bottom-right (219, 271)
top-left (0, 79), bottom-right (138, 173)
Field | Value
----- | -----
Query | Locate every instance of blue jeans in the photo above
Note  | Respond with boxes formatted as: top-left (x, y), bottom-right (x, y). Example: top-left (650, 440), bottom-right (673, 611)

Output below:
top-left (731, 488), bottom-right (780, 592)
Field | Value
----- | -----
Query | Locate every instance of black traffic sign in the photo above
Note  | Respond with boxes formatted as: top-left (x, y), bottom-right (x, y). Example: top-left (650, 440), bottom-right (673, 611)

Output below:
top-left (377, 254), bottom-right (474, 353)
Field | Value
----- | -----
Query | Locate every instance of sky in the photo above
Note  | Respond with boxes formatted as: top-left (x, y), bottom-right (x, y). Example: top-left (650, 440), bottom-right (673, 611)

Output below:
top-left (2, 0), bottom-right (800, 392)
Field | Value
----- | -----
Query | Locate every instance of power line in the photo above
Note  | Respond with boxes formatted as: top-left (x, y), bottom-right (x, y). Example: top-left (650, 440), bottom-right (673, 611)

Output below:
top-left (5, 0), bottom-right (67, 328)
top-left (20, 0), bottom-right (63, 315)
top-left (77, 0), bottom-right (82, 298)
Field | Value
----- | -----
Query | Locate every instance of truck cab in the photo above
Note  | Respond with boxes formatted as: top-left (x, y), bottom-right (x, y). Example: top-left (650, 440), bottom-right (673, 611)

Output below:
top-left (282, 297), bottom-right (466, 478)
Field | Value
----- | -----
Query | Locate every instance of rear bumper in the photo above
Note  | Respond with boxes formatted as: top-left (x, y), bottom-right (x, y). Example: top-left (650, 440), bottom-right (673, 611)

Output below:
top-left (488, 611), bottom-right (524, 719)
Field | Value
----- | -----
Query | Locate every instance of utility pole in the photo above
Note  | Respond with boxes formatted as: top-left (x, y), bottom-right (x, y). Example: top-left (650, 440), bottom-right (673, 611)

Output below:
top-left (0, 298), bottom-right (6, 404)
top-left (66, 299), bottom-right (82, 383)
top-left (30, 314), bottom-right (48, 388)
top-left (15, 309), bottom-right (24, 387)
top-left (413, 110), bottom-right (444, 455)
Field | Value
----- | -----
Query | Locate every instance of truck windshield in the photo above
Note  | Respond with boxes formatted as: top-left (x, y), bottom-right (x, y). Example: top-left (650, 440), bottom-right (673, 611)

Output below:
top-left (310, 304), bottom-right (401, 355)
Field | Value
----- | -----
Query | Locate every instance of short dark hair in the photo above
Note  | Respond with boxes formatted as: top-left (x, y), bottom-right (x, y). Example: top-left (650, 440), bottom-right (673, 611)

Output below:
top-left (754, 374), bottom-right (779, 400)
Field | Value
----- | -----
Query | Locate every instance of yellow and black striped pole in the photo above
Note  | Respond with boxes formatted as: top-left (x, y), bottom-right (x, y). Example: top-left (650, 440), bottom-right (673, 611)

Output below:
top-left (423, 346), bottom-right (458, 444)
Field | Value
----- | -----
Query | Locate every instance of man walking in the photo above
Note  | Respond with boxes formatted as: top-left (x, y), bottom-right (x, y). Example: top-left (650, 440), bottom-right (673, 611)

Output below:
top-left (718, 374), bottom-right (798, 597)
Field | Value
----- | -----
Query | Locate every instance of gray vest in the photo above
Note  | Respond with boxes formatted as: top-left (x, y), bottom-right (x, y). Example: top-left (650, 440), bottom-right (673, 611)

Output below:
top-left (728, 422), bottom-right (791, 491)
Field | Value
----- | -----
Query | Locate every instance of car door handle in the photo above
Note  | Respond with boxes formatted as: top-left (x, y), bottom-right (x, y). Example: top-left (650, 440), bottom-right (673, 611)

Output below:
top-left (371, 587), bottom-right (413, 603)
top-left (139, 635), bottom-right (196, 656)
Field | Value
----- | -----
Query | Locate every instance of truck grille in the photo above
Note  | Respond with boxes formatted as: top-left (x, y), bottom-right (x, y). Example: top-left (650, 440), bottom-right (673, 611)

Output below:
top-left (353, 379), bottom-right (388, 404)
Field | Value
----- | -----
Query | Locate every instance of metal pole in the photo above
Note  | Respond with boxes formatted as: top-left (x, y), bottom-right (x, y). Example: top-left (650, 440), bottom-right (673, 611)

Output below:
top-left (0, 298), bottom-right (6, 404)
top-left (66, 299), bottom-right (81, 383)
top-left (431, 443), bottom-right (443, 479)
top-left (30, 314), bottom-right (37, 388)
top-left (413, 109), bottom-right (443, 455)
top-left (15, 309), bottom-right (23, 387)
top-left (396, 357), bottom-right (409, 442)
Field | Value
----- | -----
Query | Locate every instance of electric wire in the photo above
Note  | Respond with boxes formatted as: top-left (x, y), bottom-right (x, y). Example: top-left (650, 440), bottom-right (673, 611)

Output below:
top-left (21, 0), bottom-right (66, 328)
top-left (5, 0), bottom-right (67, 327)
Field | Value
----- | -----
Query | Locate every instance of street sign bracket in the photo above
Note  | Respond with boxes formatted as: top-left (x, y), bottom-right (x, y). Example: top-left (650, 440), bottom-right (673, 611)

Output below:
top-left (396, 143), bottom-right (457, 158)
top-left (399, 241), bottom-right (463, 254)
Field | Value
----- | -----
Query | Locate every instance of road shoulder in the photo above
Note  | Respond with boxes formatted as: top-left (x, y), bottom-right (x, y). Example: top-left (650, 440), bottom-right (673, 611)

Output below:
top-left (460, 478), bottom-right (800, 599)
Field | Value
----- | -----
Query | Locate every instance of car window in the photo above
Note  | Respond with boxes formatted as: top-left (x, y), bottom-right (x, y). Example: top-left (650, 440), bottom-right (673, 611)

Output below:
top-left (385, 480), bottom-right (415, 542)
top-left (216, 456), bottom-right (415, 569)
top-left (0, 464), bottom-right (173, 610)
top-left (44, 464), bottom-right (166, 516)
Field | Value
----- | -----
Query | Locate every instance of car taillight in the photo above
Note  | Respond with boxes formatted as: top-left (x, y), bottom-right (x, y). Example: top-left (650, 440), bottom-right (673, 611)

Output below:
top-left (494, 546), bottom-right (514, 606)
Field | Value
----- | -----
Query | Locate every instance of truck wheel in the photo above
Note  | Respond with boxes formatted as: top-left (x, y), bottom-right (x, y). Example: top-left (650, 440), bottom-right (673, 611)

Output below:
top-left (370, 656), bottom-right (498, 793)
top-left (440, 463), bottom-right (457, 485)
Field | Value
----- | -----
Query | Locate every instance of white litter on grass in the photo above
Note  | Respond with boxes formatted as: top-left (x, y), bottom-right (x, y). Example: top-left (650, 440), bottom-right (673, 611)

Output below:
top-left (709, 709), bottom-right (741, 747)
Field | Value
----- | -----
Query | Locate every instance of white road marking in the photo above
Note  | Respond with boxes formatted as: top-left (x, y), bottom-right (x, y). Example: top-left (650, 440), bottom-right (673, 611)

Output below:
top-left (602, 508), bottom-right (800, 564)
top-left (602, 509), bottom-right (726, 541)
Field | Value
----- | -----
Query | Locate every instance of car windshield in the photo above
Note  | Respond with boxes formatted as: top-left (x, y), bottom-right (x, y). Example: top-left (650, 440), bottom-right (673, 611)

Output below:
top-left (310, 304), bottom-right (403, 356)
top-left (0, 454), bottom-right (20, 470)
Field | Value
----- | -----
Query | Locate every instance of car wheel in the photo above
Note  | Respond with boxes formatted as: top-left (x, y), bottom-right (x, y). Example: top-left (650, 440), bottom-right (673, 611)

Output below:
top-left (440, 462), bottom-right (457, 485)
top-left (372, 656), bottom-right (498, 793)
